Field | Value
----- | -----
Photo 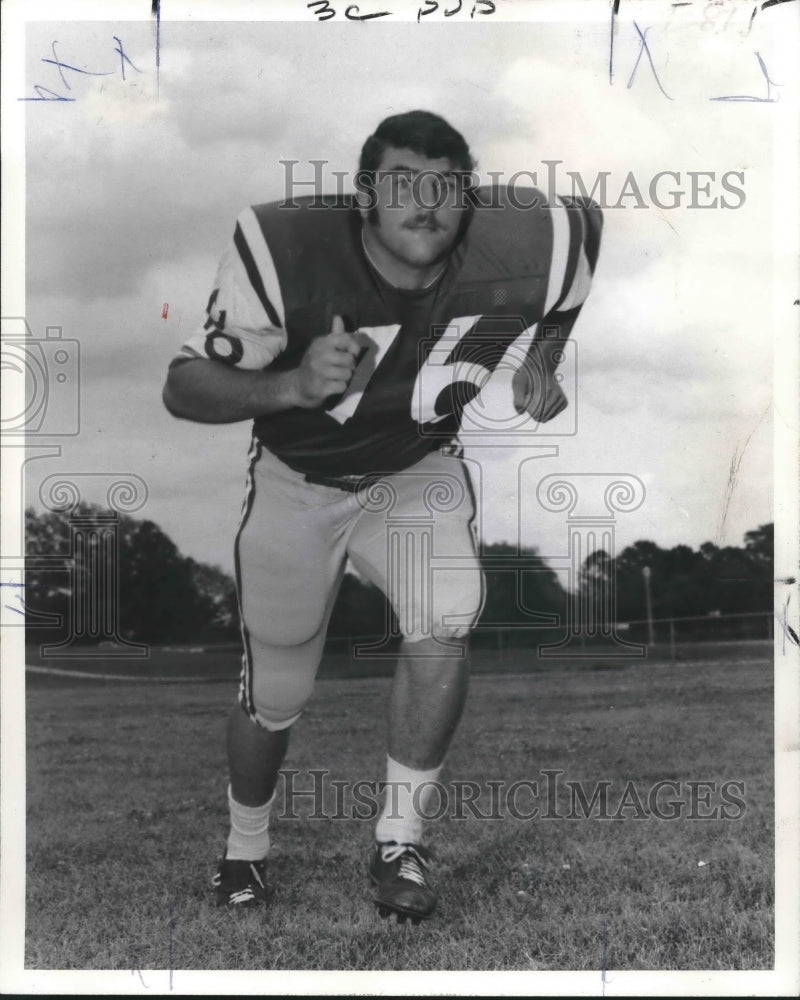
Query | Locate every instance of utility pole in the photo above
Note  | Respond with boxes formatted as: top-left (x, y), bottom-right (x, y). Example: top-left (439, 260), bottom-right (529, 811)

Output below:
top-left (643, 565), bottom-right (655, 648)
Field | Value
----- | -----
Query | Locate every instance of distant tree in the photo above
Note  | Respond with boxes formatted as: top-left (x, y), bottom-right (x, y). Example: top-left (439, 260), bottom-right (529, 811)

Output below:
top-left (24, 507), bottom-right (73, 629)
top-left (327, 570), bottom-right (393, 640)
top-left (742, 523), bottom-right (774, 611)
top-left (26, 503), bottom-right (773, 651)
top-left (576, 548), bottom-right (616, 628)
top-left (24, 504), bottom-right (231, 644)
top-left (474, 542), bottom-right (566, 646)
top-left (578, 524), bottom-right (774, 627)
top-left (744, 523), bottom-right (774, 569)
top-left (188, 559), bottom-right (239, 634)
top-left (328, 542), bottom-right (569, 649)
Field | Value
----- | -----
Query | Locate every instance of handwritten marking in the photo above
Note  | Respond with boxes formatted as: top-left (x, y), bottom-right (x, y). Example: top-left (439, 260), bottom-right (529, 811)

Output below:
top-left (600, 927), bottom-right (613, 995)
top-left (4, 591), bottom-right (25, 616)
top-left (710, 51), bottom-right (779, 101)
top-left (20, 36), bottom-right (147, 103)
top-left (131, 968), bottom-right (149, 988)
top-left (308, 0), bottom-right (336, 18)
top-left (151, 1), bottom-right (161, 95)
top-left (162, 303), bottom-right (169, 320)
top-left (778, 594), bottom-right (799, 654)
top-left (113, 36), bottom-right (142, 81)
top-left (627, 22), bottom-right (673, 100)
top-left (746, 0), bottom-right (796, 35)
top-left (345, 4), bottom-right (392, 19)
top-left (130, 947), bottom-right (149, 989)
top-left (308, 0), bottom-right (496, 20)
top-left (167, 914), bottom-right (175, 991)
top-left (609, 0), bottom-right (618, 84)
top-left (42, 40), bottom-right (114, 91)
top-left (18, 85), bottom-right (76, 102)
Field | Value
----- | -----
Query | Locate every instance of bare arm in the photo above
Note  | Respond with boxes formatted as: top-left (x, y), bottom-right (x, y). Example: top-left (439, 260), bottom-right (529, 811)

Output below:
top-left (163, 316), bottom-right (359, 423)
top-left (163, 359), bottom-right (301, 423)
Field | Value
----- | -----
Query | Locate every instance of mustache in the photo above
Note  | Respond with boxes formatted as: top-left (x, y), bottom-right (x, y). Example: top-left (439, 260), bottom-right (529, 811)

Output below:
top-left (403, 218), bottom-right (443, 231)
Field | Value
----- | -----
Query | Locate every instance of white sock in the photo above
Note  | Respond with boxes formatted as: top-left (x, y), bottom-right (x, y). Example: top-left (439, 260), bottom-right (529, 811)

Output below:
top-left (375, 756), bottom-right (443, 846)
top-left (225, 785), bottom-right (274, 861)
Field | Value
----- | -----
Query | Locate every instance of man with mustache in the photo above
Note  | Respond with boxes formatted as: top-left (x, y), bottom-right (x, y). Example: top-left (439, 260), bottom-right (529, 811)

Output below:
top-left (163, 110), bottom-right (602, 923)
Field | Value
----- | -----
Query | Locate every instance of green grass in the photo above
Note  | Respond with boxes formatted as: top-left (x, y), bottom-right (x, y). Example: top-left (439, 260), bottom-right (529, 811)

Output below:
top-left (25, 651), bottom-right (773, 971)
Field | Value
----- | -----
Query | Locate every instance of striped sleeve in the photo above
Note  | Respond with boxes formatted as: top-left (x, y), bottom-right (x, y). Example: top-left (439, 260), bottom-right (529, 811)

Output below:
top-left (543, 195), bottom-right (603, 317)
top-left (176, 207), bottom-right (287, 370)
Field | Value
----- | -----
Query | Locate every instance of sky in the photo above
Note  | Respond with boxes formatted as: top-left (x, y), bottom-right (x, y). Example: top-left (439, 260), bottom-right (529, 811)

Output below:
top-left (5, 1), bottom-right (796, 583)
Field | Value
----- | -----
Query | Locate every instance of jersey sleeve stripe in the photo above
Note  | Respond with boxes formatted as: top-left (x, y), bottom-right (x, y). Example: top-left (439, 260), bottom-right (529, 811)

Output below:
top-left (552, 200), bottom-right (585, 313)
top-left (543, 197), bottom-right (570, 315)
top-left (233, 221), bottom-right (282, 330)
top-left (558, 208), bottom-right (593, 311)
top-left (236, 208), bottom-right (286, 329)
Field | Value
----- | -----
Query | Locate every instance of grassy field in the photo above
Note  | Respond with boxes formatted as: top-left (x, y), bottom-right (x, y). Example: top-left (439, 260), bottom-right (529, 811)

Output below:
top-left (24, 644), bottom-right (773, 971)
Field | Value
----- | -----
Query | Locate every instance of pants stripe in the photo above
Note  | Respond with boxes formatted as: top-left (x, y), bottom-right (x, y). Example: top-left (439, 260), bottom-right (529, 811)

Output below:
top-left (460, 456), bottom-right (487, 625)
top-left (234, 435), bottom-right (262, 719)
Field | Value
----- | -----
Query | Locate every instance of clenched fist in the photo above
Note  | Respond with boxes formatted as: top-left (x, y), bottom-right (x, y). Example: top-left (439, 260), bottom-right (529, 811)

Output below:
top-left (512, 342), bottom-right (568, 423)
top-left (293, 315), bottom-right (360, 408)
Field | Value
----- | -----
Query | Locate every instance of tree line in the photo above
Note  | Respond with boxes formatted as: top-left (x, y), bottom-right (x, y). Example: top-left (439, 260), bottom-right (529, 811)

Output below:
top-left (24, 504), bottom-right (773, 646)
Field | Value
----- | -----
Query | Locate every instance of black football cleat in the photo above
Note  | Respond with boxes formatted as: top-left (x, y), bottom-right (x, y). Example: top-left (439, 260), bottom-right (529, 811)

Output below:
top-left (369, 842), bottom-right (436, 924)
top-left (212, 854), bottom-right (271, 909)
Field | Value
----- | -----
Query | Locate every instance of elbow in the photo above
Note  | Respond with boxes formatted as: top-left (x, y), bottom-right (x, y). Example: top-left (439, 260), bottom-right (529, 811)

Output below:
top-left (162, 380), bottom-right (181, 418)
top-left (162, 368), bottom-right (193, 420)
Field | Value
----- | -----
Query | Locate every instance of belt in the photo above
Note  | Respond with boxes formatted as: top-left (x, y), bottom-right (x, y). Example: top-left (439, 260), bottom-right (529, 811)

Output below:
top-left (303, 470), bottom-right (384, 493)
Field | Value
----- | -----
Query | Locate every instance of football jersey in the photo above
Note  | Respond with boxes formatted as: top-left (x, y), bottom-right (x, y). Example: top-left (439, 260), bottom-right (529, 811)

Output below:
top-left (176, 188), bottom-right (602, 476)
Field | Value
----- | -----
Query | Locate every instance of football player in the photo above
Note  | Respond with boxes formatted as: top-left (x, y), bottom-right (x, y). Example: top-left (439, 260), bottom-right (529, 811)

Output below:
top-left (163, 110), bottom-right (602, 922)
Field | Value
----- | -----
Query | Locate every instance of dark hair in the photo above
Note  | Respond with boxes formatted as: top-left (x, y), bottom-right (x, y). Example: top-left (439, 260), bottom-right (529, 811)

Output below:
top-left (357, 110), bottom-right (475, 188)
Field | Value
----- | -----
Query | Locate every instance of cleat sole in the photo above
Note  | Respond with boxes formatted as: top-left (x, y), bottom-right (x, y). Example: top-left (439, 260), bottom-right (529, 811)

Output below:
top-left (372, 898), bottom-right (433, 923)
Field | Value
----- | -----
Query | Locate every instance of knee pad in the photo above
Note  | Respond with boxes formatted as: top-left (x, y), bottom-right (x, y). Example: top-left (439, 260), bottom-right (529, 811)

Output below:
top-left (238, 634), bottom-right (324, 731)
top-left (402, 619), bottom-right (474, 645)
top-left (400, 565), bottom-right (485, 644)
top-left (238, 693), bottom-right (303, 732)
top-left (240, 591), bottom-right (330, 648)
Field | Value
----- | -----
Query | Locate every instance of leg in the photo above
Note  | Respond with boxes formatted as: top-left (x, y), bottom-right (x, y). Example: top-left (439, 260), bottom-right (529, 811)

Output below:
top-left (232, 445), bottom-right (354, 803)
top-left (351, 453), bottom-right (484, 921)
top-left (349, 451), bottom-right (483, 782)
top-left (226, 702), bottom-right (290, 806)
top-left (214, 447), bottom-right (356, 907)
top-left (230, 622), bottom-right (341, 813)
top-left (216, 632), bottom-right (335, 907)
top-left (388, 635), bottom-right (469, 770)
top-left (367, 634), bottom-right (474, 923)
